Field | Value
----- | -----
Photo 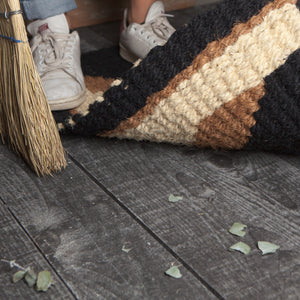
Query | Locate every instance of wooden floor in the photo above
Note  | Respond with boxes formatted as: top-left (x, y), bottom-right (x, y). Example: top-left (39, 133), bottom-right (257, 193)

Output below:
top-left (1, 3), bottom-right (300, 299)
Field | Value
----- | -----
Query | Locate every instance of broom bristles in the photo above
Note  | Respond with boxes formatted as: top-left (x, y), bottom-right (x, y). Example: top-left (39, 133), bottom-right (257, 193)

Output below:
top-left (0, 0), bottom-right (66, 175)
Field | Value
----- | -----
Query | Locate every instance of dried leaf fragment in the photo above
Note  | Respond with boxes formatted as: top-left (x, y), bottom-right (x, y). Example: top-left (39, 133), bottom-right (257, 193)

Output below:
top-left (36, 271), bottom-right (52, 292)
top-left (168, 194), bottom-right (183, 203)
top-left (12, 271), bottom-right (26, 283)
top-left (25, 269), bottom-right (37, 288)
top-left (229, 242), bottom-right (251, 255)
top-left (258, 241), bottom-right (280, 255)
top-left (9, 260), bottom-right (16, 269)
top-left (165, 266), bottom-right (182, 279)
top-left (229, 222), bottom-right (247, 237)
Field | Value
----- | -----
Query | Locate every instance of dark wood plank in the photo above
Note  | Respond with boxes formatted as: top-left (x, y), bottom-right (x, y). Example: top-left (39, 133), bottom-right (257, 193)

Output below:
top-left (278, 153), bottom-right (300, 169)
top-left (0, 201), bottom-right (74, 299)
top-left (0, 142), bottom-right (217, 299)
top-left (62, 136), bottom-right (300, 300)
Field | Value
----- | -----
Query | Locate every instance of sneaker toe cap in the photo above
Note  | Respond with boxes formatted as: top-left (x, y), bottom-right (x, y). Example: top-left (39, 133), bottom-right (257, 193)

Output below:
top-left (43, 77), bottom-right (83, 102)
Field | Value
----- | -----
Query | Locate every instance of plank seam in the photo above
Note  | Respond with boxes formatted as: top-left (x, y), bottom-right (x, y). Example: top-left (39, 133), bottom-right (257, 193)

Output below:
top-left (67, 151), bottom-right (225, 300)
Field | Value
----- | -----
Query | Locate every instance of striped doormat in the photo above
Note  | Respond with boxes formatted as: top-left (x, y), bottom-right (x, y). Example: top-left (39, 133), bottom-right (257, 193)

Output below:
top-left (54, 0), bottom-right (300, 154)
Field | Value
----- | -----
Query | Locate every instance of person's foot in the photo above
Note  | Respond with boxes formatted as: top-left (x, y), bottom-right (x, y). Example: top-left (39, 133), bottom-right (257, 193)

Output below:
top-left (27, 14), bottom-right (86, 111)
top-left (119, 1), bottom-right (175, 63)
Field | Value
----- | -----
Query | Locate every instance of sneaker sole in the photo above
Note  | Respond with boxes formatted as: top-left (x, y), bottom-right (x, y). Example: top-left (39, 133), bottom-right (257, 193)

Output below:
top-left (49, 89), bottom-right (86, 111)
top-left (119, 43), bottom-right (140, 63)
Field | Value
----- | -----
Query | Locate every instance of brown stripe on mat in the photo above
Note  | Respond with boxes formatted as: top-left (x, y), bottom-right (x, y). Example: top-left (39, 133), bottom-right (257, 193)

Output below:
top-left (70, 76), bottom-right (114, 116)
top-left (195, 83), bottom-right (265, 149)
top-left (106, 0), bottom-right (296, 136)
top-left (84, 75), bottom-right (114, 94)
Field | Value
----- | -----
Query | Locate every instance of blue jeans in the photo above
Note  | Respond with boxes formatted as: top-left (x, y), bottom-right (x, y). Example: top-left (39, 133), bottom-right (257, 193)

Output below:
top-left (20, 0), bottom-right (77, 20)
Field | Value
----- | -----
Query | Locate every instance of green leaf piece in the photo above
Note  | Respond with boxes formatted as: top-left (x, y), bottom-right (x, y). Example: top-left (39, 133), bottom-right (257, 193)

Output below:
top-left (36, 271), bottom-right (52, 292)
top-left (12, 270), bottom-right (26, 283)
top-left (229, 222), bottom-right (247, 237)
top-left (229, 242), bottom-right (251, 255)
top-left (122, 245), bottom-right (132, 253)
top-left (165, 266), bottom-right (182, 279)
top-left (258, 241), bottom-right (280, 255)
top-left (25, 269), bottom-right (37, 288)
top-left (168, 194), bottom-right (183, 203)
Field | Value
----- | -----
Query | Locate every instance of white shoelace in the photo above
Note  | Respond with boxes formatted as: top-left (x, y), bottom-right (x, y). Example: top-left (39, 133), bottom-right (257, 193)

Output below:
top-left (150, 13), bottom-right (174, 40)
top-left (31, 31), bottom-right (75, 77)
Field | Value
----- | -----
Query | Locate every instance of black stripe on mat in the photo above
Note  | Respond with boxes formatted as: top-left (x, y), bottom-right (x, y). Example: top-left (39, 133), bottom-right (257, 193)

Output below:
top-left (246, 49), bottom-right (300, 154)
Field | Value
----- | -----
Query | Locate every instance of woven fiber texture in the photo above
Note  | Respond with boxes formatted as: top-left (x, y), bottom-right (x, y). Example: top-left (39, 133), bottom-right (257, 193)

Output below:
top-left (57, 0), bottom-right (300, 154)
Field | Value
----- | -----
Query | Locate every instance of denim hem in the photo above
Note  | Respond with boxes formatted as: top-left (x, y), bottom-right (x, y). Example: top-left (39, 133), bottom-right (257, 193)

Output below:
top-left (20, 0), bottom-right (77, 20)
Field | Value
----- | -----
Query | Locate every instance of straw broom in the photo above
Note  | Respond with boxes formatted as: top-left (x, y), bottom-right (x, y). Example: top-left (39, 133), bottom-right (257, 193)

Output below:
top-left (0, 0), bottom-right (66, 175)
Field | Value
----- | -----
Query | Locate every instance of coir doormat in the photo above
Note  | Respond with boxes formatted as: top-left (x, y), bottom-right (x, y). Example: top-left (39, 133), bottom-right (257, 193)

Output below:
top-left (54, 0), bottom-right (300, 154)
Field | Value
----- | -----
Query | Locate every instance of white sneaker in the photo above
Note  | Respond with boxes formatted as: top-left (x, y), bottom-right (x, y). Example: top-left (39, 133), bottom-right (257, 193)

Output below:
top-left (27, 14), bottom-right (86, 111)
top-left (119, 1), bottom-right (175, 63)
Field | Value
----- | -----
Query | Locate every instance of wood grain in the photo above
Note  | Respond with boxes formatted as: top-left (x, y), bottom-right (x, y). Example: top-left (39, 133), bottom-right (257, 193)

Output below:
top-left (62, 137), bottom-right (300, 299)
top-left (67, 0), bottom-right (196, 28)
top-left (0, 142), bottom-right (216, 299)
